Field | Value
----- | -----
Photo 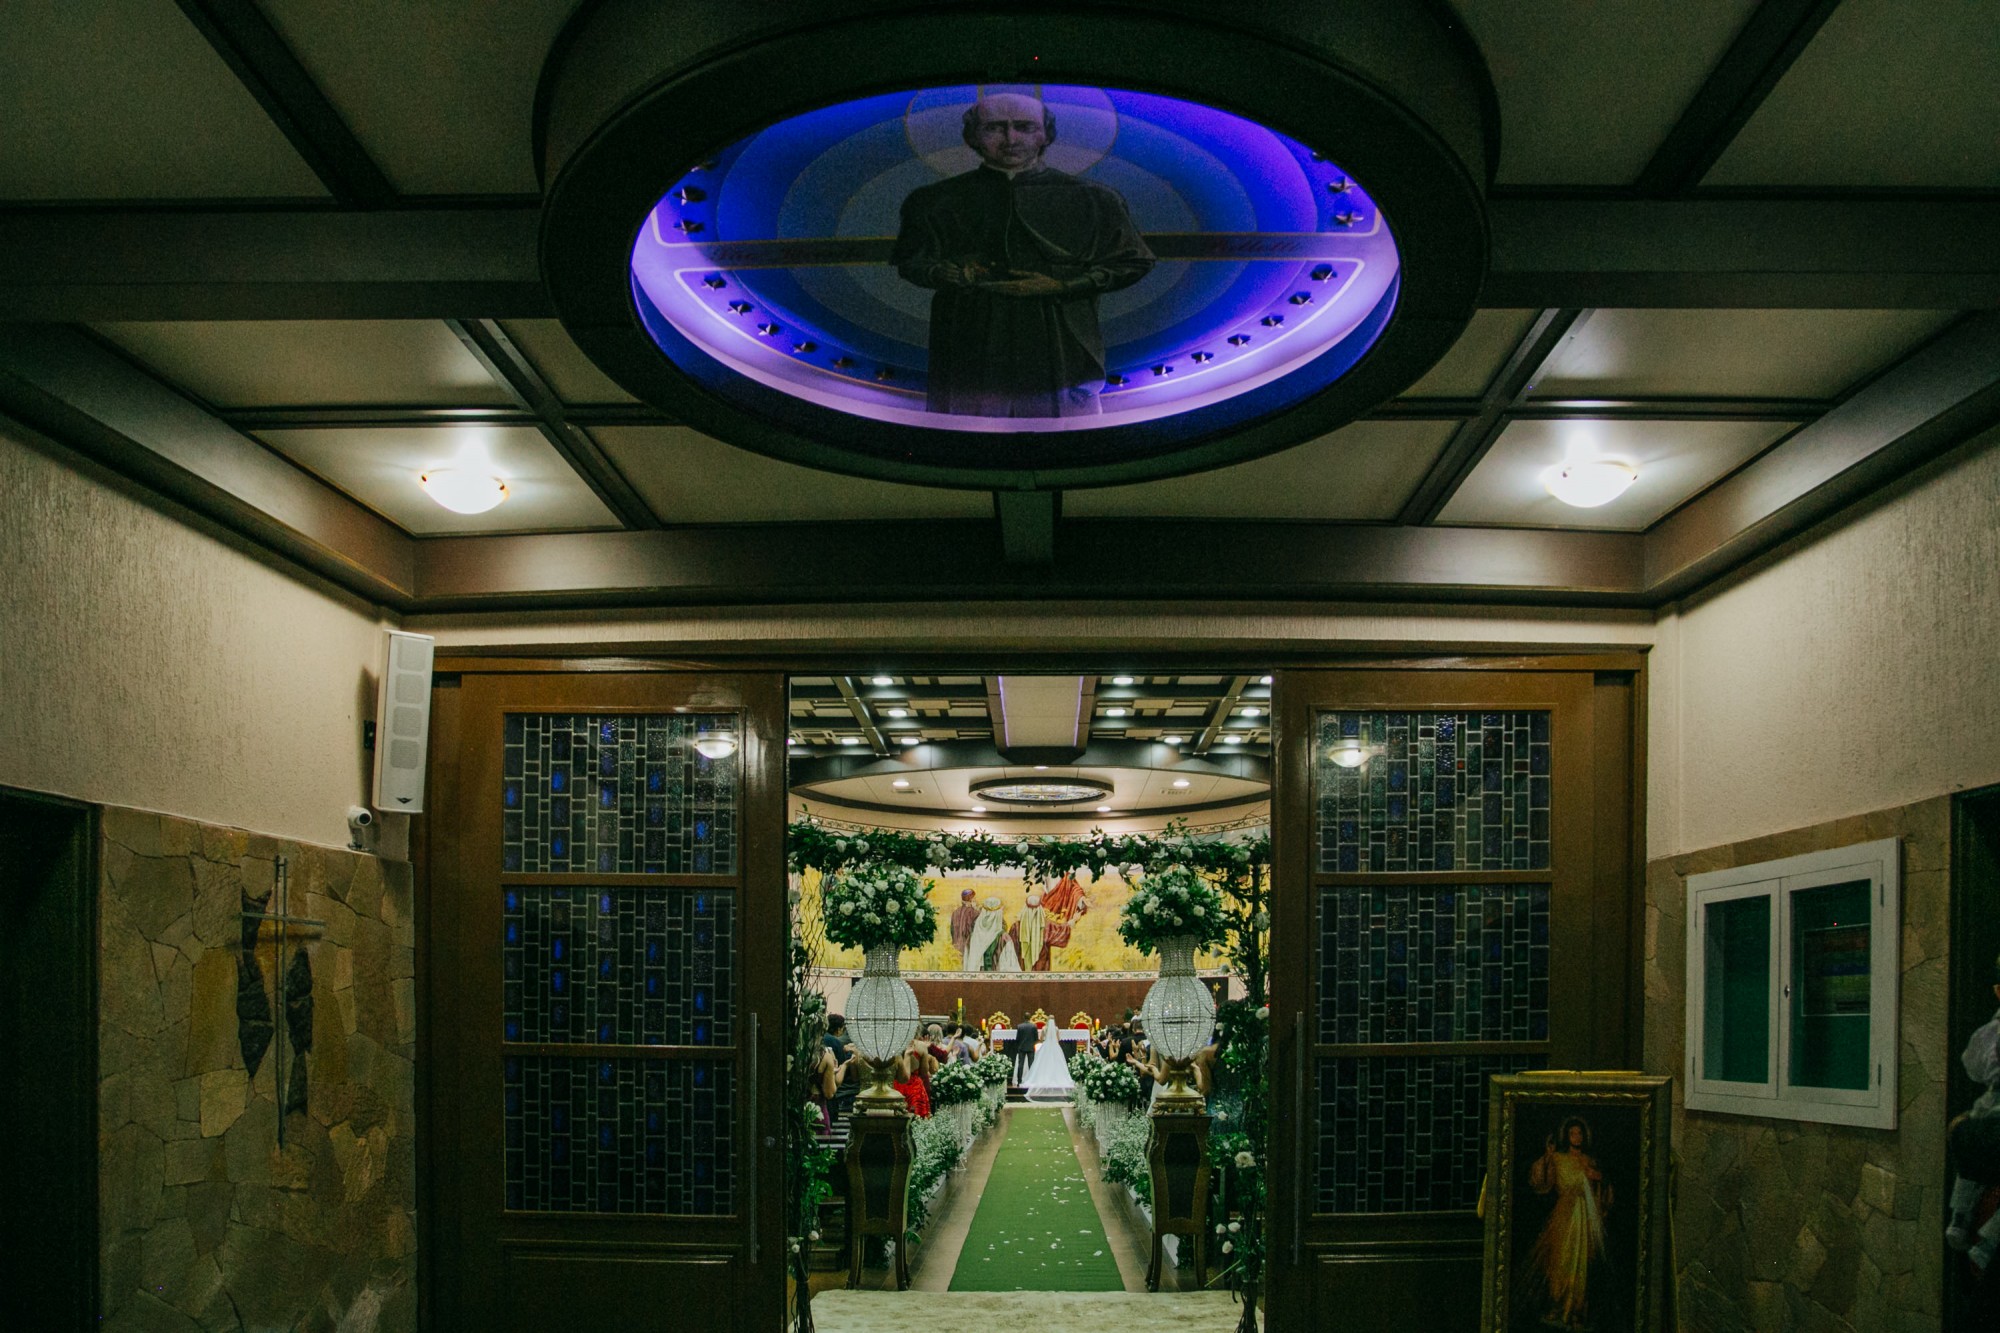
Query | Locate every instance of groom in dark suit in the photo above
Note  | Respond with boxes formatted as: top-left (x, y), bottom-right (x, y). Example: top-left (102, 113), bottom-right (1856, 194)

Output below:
top-left (1010, 1017), bottom-right (1042, 1085)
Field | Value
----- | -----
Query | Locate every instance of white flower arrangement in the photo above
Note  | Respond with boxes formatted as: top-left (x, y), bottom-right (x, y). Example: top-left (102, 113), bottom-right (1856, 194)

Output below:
top-left (1117, 864), bottom-right (1229, 952)
top-left (820, 864), bottom-right (938, 951)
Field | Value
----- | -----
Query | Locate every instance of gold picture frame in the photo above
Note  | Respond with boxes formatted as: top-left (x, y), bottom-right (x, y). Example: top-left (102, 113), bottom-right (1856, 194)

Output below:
top-left (1480, 1072), bottom-right (1673, 1333)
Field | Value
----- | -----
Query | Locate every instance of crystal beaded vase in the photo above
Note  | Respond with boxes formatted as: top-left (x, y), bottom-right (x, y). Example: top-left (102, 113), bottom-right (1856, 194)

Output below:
top-left (847, 942), bottom-right (921, 1112)
top-left (1139, 934), bottom-right (1216, 1106)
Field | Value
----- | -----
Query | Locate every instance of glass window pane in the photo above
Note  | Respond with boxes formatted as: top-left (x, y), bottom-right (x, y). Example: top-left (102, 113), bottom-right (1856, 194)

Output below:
top-left (1703, 895), bottom-right (1770, 1083)
top-left (1788, 879), bottom-right (1872, 1091)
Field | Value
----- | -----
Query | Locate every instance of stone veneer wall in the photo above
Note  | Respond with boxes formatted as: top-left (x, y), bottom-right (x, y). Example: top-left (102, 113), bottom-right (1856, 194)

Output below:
top-left (98, 807), bottom-right (416, 1331)
top-left (1644, 796), bottom-right (1950, 1332)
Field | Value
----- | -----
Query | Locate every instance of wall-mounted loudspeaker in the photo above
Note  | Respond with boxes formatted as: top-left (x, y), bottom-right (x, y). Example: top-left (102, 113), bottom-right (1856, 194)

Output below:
top-left (371, 631), bottom-right (435, 813)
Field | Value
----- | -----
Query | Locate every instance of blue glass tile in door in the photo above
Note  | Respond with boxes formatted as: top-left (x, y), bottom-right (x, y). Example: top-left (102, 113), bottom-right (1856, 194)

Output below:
top-left (1316, 1054), bottom-right (1542, 1213)
top-left (503, 714), bottom-right (737, 875)
top-left (1319, 886), bottom-right (1549, 1044)
top-left (503, 888), bottom-right (733, 1047)
top-left (503, 1056), bottom-right (733, 1214)
top-left (1316, 711), bottom-right (1551, 873)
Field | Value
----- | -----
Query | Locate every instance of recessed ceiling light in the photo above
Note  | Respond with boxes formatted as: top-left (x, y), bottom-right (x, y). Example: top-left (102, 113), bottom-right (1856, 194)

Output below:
top-left (1543, 459), bottom-right (1638, 508)
top-left (419, 468), bottom-right (508, 514)
top-left (971, 805), bottom-right (987, 814)
top-left (1223, 733), bottom-right (1243, 744)
top-left (1260, 675), bottom-right (1273, 685)
top-left (886, 708), bottom-right (908, 718)
top-left (1171, 778), bottom-right (1191, 789)
top-left (1160, 734), bottom-right (1184, 746)
top-left (839, 736), bottom-right (861, 746)
top-left (891, 779), bottom-right (911, 789)
top-left (1112, 675), bottom-right (1135, 686)
top-left (1239, 706), bottom-right (1261, 718)
top-left (870, 675), bottom-right (895, 686)
top-left (899, 736), bottom-right (920, 746)
top-left (1034, 764), bottom-right (1049, 770)
top-left (1106, 707), bottom-right (1127, 718)
top-left (1096, 805), bottom-right (1111, 813)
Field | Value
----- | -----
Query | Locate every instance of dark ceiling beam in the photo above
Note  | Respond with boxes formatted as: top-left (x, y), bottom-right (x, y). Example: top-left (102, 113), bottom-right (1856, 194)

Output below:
top-left (0, 207), bottom-right (546, 321)
top-left (445, 319), bottom-right (656, 529)
top-left (1646, 312), bottom-right (2000, 598)
top-left (171, 0), bottom-right (396, 207)
top-left (1631, 0), bottom-right (1845, 197)
top-left (833, 677), bottom-right (892, 756)
top-left (1192, 675), bottom-right (1253, 757)
top-left (410, 519), bottom-right (1648, 611)
top-left (1397, 309), bottom-right (1586, 524)
top-left (994, 489), bottom-right (1059, 566)
top-left (1, 198), bottom-right (1996, 320)
top-left (0, 324), bottom-right (413, 604)
top-left (1486, 197), bottom-right (2000, 309)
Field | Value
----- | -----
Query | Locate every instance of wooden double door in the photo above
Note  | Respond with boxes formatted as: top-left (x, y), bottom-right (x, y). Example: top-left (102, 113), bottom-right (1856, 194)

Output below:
top-left (420, 658), bottom-right (1640, 1331)
top-left (423, 670), bottom-right (788, 1332)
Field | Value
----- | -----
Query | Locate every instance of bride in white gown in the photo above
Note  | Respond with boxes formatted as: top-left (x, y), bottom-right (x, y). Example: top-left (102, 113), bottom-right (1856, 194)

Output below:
top-left (1021, 1026), bottom-right (1075, 1102)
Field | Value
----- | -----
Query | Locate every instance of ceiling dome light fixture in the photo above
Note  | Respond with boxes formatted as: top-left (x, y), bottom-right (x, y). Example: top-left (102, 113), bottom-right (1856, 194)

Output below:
top-left (1096, 805), bottom-right (1112, 814)
top-left (1239, 706), bottom-right (1262, 718)
top-left (1171, 778), bottom-right (1191, 790)
top-left (891, 779), bottom-right (911, 789)
top-left (1106, 707), bottom-right (1127, 718)
top-left (1543, 459), bottom-right (1638, 509)
top-left (899, 736), bottom-right (920, 746)
top-left (971, 805), bottom-right (987, 814)
top-left (870, 675), bottom-right (895, 686)
top-left (971, 776), bottom-right (1114, 805)
top-left (418, 468), bottom-right (508, 514)
top-left (1161, 735), bottom-right (1185, 746)
top-left (886, 708), bottom-right (908, 718)
top-left (692, 731), bottom-right (738, 759)
top-left (839, 736), bottom-right (861, 746)
top-left (1112, 676), bottom-right (1135, 687)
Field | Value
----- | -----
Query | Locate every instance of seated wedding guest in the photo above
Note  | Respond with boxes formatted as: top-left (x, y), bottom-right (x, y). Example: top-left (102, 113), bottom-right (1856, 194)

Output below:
top-left (926, 1022), bottom-right (952, 1070)
top-left (822, 1015), bottom-right (859, 1120)
top-left (1124, 1021), bottom-right (1155, 1103)
top-left (893, 1033), bottom-right (937, 1117)
top-left (945, 1023), bottom-right (975, 1063)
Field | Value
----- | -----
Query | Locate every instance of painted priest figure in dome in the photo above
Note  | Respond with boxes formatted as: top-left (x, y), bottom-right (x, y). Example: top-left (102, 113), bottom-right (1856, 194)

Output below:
top-left (949, 887), bottom-right (982, 968)
top-left (964, 893), bottom-right (1022, 972)
top-left (892, 90), bottom-right (1155, 419)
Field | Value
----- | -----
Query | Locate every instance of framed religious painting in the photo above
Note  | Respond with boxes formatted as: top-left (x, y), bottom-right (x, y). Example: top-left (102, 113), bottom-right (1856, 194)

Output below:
top-left (1480, 1072), bottom-right (1673, 1333)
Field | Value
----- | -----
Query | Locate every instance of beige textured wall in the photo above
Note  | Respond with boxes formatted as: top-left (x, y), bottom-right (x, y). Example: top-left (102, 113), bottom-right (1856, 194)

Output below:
top-left (0, 425), bottom-right (395, 848)
top-left (1649, 427), bottom-right (2000, 858)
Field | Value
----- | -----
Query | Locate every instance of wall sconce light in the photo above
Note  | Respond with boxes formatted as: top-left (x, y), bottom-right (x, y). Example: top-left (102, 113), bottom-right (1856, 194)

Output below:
top-left (693, 732), bottom-right (738, 760)
top-left (1328, 735), bottom-right (1370, 769)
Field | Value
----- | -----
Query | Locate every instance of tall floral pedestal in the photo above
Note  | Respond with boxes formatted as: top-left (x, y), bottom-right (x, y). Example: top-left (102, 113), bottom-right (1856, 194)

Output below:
top-left (847, 943), bottom-right (920, 1114)
top-left (1139, 935), bottom-right (1217, 1108)
top-left (1146, 1105), bottom-right (1212, 1291)
top-left (843, 1111), bottom-right (914, 1290)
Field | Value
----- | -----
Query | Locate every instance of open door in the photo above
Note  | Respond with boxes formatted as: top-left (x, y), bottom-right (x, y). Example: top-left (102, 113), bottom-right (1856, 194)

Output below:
top-left (424, 670), bottom-right (787, 1332)
top-left (1267, 663), bottom-right (1640, 1329)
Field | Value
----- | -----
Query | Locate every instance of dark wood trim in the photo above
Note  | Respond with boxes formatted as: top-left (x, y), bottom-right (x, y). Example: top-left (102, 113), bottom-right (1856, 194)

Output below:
top-left (445, 319), bottom-right (657, 530)
top-left (496, 872), bottom-right (741, 890)
top-left (435, 651), bottom-right (1653, 677)
top-left (500, 1043), bottom-right (742, 1061)
top-left (1644, 312), bottom-right (2000, 598)
top-left (170, 0), bottom-right (396, 206)
top-left (1317, 1042), bottom-right (1552, 1059)
top-left (0, 328), bottom-right (414, 604)
top-left (1397, 309), bottom-right (1586, 524)
top-left (1313, 869), bottom-right (1555, 887)
top-left (1631, 0), bottom-right (1845, 197)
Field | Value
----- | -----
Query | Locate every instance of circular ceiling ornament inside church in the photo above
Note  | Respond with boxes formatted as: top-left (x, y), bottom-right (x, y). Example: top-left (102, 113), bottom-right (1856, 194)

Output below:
top-left (539, 4), bottom-right (1495, 489)
top-left (969, 776), bottom-right (1115, 805)
top-left (627, 86), bottom-right (1400, 450)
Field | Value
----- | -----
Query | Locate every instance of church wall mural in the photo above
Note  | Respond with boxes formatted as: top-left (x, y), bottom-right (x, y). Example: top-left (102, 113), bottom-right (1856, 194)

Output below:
top-left (797, 862), bottom-right (1228, 976)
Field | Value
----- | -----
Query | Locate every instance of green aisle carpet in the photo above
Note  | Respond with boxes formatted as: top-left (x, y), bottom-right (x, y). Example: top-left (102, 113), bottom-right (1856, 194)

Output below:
top-left (949, 1107), bottom-right (1126, 1292)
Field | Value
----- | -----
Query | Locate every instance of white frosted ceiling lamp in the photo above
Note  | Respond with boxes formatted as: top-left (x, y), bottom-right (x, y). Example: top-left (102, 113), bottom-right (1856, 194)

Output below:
top-left (839, 736), bottom-right (861, 746)
top-left (1543, 459), bottom-right (1637, 509)
top-left (885, 707), bottom-right (909, 718)
top-left (418, 468), bottom-right (508, 514)
top-left (899, 735), bottom-right (920, 746)
top-left (1112, 675), bottom-right (1136, 686)
top-left (870, 675), bottom-right (895, 686)
top-left (693, 728), bottom-right (737, 759)
top-left (1160, 734), bottom-right (1185, 746)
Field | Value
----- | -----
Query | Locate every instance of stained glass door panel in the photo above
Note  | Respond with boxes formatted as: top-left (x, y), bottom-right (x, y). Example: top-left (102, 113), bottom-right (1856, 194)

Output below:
top-left (429, 673), bottom-right (785, 1333)
top-left (1270, 667), bottom-right (1630, 1332)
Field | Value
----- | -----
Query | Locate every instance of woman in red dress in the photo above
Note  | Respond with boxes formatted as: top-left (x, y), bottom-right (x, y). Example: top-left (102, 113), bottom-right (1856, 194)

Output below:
top-left (892, 1034), bottom-right (936, 1117)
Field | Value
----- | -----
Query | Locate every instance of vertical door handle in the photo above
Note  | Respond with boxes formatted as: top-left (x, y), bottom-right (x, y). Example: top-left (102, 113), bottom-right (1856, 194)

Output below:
top-left (747, 1012), bottom-right (760, 1265)
top-left (1292, 1009), bottom-right (1307, 1265)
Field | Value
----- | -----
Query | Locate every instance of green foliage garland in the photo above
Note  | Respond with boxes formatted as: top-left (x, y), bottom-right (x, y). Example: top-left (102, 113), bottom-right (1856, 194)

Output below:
top-left (789, 816), bottom-right (1270, 884)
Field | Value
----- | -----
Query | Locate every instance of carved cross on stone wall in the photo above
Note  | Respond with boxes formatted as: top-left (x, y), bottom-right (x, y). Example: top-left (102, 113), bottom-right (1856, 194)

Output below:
top-left (237, 857), bottom-right (324, 1147)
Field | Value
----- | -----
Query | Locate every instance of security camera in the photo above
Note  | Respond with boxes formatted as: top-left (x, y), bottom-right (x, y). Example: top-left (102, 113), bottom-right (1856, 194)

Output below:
top-left (347, 805), bottom-right (375, 828)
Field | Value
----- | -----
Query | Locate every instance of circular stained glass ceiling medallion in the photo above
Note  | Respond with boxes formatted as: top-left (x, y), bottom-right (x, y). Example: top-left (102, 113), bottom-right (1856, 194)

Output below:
top-left (970, 776), bottom-right (1114, 805)
top-left (537, 4), bottom-right (1493, 489)
top-left (628, 86), bottom-right (1399, 457)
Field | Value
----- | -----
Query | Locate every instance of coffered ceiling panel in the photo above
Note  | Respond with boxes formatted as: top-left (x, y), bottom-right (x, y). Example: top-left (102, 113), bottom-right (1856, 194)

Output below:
top-left (1437, 417), bottom-right (1797, 532)
top-left (1705, 0), bottom-right (2000, 188)
top-left (0, 0), bottom-right (325, 200)
top-left (258, 0), bottom-right (578, 194)
top-left (1403, 309), bottom-right (1539, 399)
top-left (591, 426), bottom-right (993, 523)
top-left (94, 321), bottom-right (512, 408)
top-left (1531, 310), bottom-right (1958, 401)
top-left (499, 320), bottom-right (639, 405)
top-left (1456, 0), bottom-right (1759, 184)
top-left (255, 425), bottom-right (620, 536)
top-left (1062, 421), bottom-right (1456, 520)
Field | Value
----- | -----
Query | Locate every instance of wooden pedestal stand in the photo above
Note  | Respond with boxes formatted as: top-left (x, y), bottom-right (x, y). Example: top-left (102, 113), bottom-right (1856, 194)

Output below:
top-left (844, 1109), bottom-right (914, 1290)
top-left (1145, 1102), bottom-right (1211, 1291)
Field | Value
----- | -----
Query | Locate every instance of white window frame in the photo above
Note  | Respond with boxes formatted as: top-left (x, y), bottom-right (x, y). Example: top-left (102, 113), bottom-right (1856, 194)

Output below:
top-left (1684, 838), bottom-right (1900, 1128)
